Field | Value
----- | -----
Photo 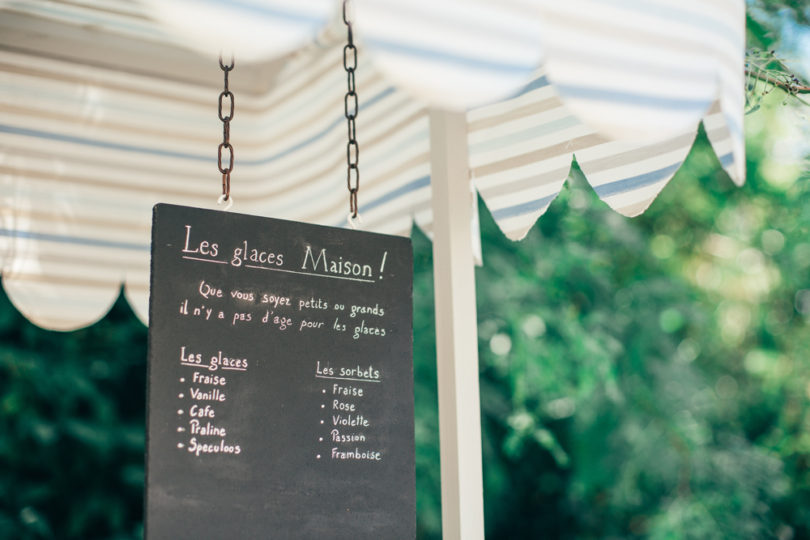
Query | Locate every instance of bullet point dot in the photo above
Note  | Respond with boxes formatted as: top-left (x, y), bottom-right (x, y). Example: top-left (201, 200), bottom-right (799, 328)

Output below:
top-left (177, 410), bottom-right (184, 415)
top-left (177, 427), bottom-right (183, 432)
top-left (316, 455), bottom-right (321, 459)
top-left (177, 443), bottom-right (184, 448)
top-left (322, 389), bottom-right (326, 394)
top-left (319, 437), bottom-right (323, 442)
top-left (321, 404), bottom-right (325, 409)
top-left (179, 378), bottom-right (185, 382)
top-left (178, 393), bottom-right (184, 398)
top-left (320, 420), bottom-right (324, 424)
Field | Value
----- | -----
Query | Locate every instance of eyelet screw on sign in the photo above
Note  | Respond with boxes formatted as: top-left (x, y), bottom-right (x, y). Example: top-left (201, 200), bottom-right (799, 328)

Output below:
top-left (217, 193), bottom-right (234, 211)
top-left (217, 55), bottom-right (235, 208)
top-left (343, 0), bottom-right (361, 225)
top-left (347, 212), bottom-right (364, 230)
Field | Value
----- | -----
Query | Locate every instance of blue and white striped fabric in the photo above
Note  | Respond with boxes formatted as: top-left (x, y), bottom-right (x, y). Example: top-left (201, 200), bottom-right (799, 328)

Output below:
top-left (468, 73), bottom-right (744, 240)
top-left (356, 0), bottom-right (544, 108)
top-left (0, 8), bottom-right (432, 329)
top-left (466, 0), bottom-right (745, 239)
top-left (536, 0), bottom-right (722, 141)
top-left (139, 0), bottom-right (334, 62)
top-left (0, 0), bottom-right (745, 329)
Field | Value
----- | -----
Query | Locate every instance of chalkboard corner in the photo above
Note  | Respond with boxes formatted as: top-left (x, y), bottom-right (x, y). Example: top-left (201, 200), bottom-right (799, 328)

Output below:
top-left (151, 202), bottom-right (176, 222)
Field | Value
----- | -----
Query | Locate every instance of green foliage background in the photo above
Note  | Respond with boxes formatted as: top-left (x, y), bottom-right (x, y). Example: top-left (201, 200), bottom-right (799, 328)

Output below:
top-left (2, 6), bottom-right (809, 539)
top-left (412, 117), bottom-right (810, 538)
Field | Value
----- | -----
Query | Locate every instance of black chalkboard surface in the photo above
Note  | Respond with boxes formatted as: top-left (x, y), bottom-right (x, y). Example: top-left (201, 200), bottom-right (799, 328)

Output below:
top-left (145, 204), bottom-right (414, 539)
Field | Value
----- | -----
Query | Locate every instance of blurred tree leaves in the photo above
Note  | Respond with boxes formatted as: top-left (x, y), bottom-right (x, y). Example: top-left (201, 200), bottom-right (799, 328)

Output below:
top-left (0, 294), bottom-right (146, 539)
top-left (416, 95), bottom-right (807, 540)
top-left (415, 109), bottom-right (807, 539)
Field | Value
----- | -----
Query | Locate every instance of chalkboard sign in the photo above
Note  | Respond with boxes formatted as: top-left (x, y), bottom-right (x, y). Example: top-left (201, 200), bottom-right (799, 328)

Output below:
top-left (145, 204), bottom-right (414, 539)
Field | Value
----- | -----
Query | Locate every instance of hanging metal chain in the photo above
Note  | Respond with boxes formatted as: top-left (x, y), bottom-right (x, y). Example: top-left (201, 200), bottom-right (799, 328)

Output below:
top-left (218, 56), bottom-right (235, 204)
top-left (343, 0), bottom-right (360, 219)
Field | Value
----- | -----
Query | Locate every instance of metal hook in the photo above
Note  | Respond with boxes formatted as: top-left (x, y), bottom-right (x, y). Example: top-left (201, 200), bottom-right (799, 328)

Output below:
top-left (219, 54), bottom-right (235, 71)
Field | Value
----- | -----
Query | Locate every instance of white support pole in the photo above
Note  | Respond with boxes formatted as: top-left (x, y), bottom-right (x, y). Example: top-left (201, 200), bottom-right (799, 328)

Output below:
top-left (429, 109), bottom-right (485, 540)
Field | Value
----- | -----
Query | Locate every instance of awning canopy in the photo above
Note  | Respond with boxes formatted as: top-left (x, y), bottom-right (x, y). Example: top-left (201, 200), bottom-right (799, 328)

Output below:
top-left (0, 0), bottom-right (744, 331)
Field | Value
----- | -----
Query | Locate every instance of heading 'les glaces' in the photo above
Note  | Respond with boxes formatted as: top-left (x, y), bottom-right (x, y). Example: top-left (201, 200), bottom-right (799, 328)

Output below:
top-left (181, 346), bottom-right (248, 372)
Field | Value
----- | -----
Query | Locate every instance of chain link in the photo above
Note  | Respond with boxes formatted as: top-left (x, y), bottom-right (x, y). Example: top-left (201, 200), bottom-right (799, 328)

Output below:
top-left (217, 56), bottom-right (235, 202)
top-left (343, 0), bottom-right (360, 218)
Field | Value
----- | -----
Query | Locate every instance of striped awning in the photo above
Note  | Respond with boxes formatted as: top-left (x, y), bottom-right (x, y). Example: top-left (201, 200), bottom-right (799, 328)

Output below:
top-left (0, 0), bottom-right (745, 330)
